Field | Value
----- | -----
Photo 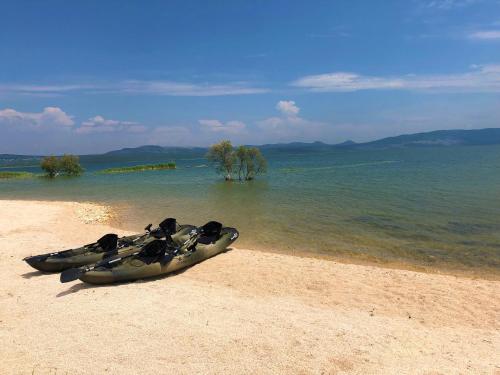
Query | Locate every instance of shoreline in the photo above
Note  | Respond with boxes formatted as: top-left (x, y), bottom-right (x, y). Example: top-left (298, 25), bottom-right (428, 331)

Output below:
top-left (1, 199), bottom-right (499, 374)
top-left (2, 197), bottom-right (498, 281)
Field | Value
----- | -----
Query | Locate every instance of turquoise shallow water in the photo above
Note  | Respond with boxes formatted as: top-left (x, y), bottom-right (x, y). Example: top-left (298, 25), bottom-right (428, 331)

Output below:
top-left (1, 145), bottom-right (500, 274)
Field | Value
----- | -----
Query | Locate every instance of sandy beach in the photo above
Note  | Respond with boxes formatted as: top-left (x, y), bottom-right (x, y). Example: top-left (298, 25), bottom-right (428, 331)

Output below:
top-left (0, 200), bottom-right (498, 375)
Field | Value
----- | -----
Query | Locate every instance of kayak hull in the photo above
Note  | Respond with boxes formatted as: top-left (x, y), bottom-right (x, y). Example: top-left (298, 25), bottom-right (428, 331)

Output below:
top-left (23, 226), bottom-right (195, 272)
top-left (24, 244), bottom-right (137, 272)
top-left (79, 227), bottom-right (238, 284)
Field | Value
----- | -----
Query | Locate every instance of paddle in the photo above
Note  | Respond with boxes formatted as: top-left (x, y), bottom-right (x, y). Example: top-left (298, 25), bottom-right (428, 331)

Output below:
top-left (59, 220), bottom-right (221, 283)
top-left (60, 242), bottom-right (150, 283)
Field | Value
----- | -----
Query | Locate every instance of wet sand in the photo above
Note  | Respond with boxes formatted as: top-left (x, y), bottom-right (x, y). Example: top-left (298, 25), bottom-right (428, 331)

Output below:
top-left (0, 200), bottom-right (499, 374)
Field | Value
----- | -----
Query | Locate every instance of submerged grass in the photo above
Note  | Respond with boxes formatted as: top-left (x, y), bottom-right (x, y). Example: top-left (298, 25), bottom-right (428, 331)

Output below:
top-left (0, 171), bottom-right (35, 179)
top-left (98, 162), bottom-right (176, 174)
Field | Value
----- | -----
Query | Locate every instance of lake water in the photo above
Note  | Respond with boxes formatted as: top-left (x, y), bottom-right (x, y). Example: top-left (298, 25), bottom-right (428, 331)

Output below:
top-left (1, 145), bottom-right (499, 275)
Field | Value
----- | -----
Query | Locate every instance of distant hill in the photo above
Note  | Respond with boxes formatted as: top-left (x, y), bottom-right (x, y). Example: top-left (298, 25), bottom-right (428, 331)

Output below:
top-left (0, 154), bottom-right (42, 167)
top-left (0, 154), bottom-right (41, 160)
top-left (356, 128), bottom-right (500, 149)
top-left (253, 128), bottom-right (500, 151)
top-left (104, 145), bottom-right (206, 155)
top-left (257, 141), bottom-right (334, 153)
top-left (336, 140), bottom-right (356, 147)
top-left (104, 145), bottom-right (167, 155)
top-left (81, 145), bottom-right (207, 164)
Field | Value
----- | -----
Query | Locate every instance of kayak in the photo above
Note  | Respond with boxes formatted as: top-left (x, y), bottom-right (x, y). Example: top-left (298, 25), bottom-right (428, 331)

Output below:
top-left (64, 223), bottom-right (238, 284)
top-left (23, 219), bottom-right (195, 272)
top-left (23, 220), bottom-right (194, 272)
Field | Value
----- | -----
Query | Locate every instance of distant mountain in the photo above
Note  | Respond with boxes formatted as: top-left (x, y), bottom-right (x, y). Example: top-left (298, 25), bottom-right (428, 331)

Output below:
top-left (336, 140), bottom-right (356, 146)
top-left (0, 154), bottom-right (42, 167)
top-left (255, 128), bottom-right (500, 151)
top-left (80, 145), bottom-right (207, 164)
top-left (105, 145), bottom-right (167, 154)
top-left (257, 141), bottom-right (334, 153)
top-left (0, 154), bottom-right (41, 160)
top-left (259, 141), bottom-right (328, 149)
top-left (104, 145), bottom-right (207, 155)
top-left (356, 128), bottom-right (500, 149)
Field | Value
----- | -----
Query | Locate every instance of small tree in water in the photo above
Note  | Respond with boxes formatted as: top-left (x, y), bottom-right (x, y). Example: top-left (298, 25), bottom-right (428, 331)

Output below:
top-left (206, 140), bottom-right (236, 180)
top-left (40, 154), bottom-right (83, 178)
top-left (59, 154), bottom-right (83, 176)
top-left (40, 156), bottom-right (60, 178)
top-left (208, 141), bottom-right (267, 181)
top-left (235, 145), bottom-right (248, 181)
top-left (235, 146), bottom-right (267, 181)
top-left (243, 147), bottom-right (267, 180)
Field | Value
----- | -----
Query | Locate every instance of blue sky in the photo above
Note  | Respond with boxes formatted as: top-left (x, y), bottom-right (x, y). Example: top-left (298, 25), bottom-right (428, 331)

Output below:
top-left (1, 0), bottom-right (500, 154)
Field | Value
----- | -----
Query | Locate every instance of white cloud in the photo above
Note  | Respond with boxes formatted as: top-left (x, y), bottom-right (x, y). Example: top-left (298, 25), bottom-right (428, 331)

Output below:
top-left (199, 119), bottom-right (246, 134)
top-left (0, 107), bottom-right (74, 129)
top-left (146, 126), bottom-right (194, 145)
top-left (0, 80), bottom-right (268, 97)
top-left (276, 100), bottom-right (300, 117)
top-left (0, 84), bottom-right (95, 94)
top-left (424, 0), bottom-right (479, 9)
top-left (256, 100), bottom-right (327, 141)
top-left (257, 117), bottom-right (286, 129)
top-left (468, 30), bottom-right (500, 40)
top-left (76, 115), bottom-right (146, 134)
top-left (292, 64), bottom-right (500, 92)
top-left (119, 81), bottom-right (268, 96)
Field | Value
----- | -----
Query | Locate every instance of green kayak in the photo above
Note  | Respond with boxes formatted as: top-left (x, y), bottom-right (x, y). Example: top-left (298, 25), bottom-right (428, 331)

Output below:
top-left (24, 218), bottom-right (195, 272)
top-left (61, 221), bottom-right (238, 284)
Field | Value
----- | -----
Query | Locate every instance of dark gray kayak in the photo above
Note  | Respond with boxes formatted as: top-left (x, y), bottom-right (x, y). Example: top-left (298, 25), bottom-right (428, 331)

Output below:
top-left (61, 221), bottom-right (238, 284)
top-left (23, 218), bottom-right (195, 272)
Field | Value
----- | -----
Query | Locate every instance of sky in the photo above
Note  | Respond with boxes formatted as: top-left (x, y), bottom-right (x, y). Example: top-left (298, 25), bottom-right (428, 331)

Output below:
top-left (1, 0), bottom-right (500, 154)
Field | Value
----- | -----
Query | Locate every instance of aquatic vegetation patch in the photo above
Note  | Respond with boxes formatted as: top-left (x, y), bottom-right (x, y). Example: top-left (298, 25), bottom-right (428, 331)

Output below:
top-left (0, 171), bottom-right (35, 179)
top-left (98, 162), bottom-right (176, 174)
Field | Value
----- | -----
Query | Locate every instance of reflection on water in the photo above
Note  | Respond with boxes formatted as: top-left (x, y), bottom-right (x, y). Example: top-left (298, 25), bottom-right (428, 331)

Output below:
top-left (1, 145), bottom-right (500, 275)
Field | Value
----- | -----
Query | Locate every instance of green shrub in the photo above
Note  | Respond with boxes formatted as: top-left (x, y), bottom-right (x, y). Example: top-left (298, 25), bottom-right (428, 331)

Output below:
top-left (59, 154), bottom-right (83, 176)
top-left (40, 156), bottom-right (60, 178)
top-left (207, 141), bottom-right (267, 181)
top-left (40, 154), bottom-right (83, 177)
top-left (206, 140), bottom-right (236, 180)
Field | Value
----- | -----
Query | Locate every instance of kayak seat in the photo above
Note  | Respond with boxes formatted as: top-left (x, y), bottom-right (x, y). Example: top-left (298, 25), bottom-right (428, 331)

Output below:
top-left (197, 221), bottom-right (223, 245)
top-left (150, 228), bottom-right (165, 239)
top-left (96, 233), bottom-right (119, 252)
top-left (139, 240), bottom-right (168, 264)
top-left (197, 233), bottom-right (220, 245)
